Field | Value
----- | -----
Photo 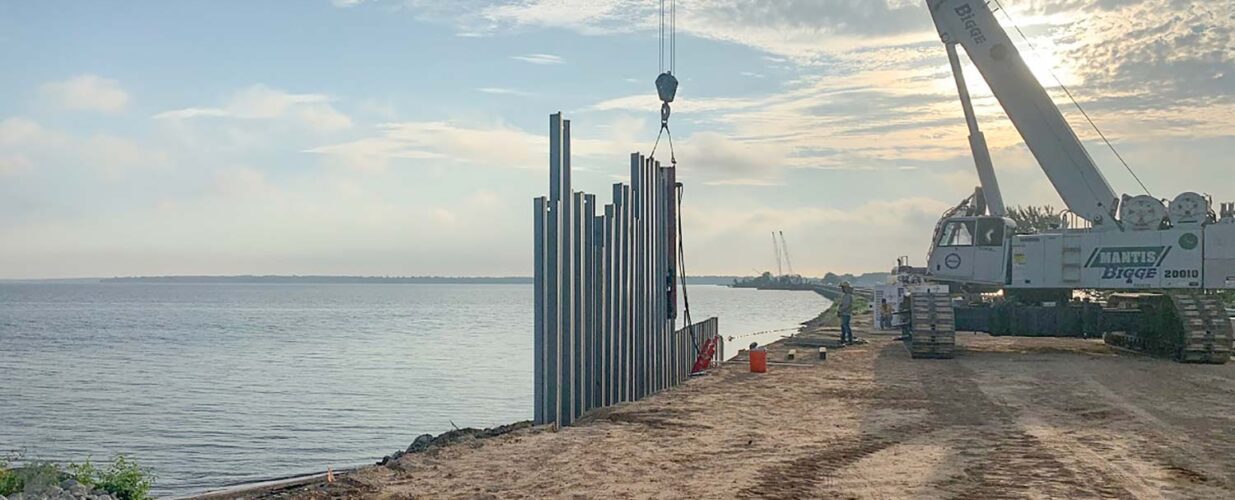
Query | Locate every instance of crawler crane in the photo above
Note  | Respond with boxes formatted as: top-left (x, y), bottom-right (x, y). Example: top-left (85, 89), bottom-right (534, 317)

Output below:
top-left (903, 0), bottom-right (1235, 362)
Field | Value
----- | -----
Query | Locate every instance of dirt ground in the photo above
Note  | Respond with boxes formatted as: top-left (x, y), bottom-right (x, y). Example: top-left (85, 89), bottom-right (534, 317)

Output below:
top-left (228, 318), bottom-right (1235, 499)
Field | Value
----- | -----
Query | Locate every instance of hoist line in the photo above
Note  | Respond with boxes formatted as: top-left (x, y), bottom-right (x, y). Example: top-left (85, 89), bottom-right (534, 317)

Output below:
top-left (991, 0), bottom-right (1150, 197)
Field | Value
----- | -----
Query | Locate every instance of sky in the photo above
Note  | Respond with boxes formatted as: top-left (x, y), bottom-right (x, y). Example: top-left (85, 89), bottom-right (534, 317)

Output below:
top-left (1, 0), bottom-right (1233, 279)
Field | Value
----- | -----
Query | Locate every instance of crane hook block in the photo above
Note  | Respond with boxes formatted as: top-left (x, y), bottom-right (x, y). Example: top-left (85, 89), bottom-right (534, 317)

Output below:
top-left (656, 72), bottom-right (678, 104)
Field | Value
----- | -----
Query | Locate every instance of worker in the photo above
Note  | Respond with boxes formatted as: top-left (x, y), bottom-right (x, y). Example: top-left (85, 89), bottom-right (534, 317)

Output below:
top-left (838, 282), bottom-right (854, 345)
top-left (880, 298), bottom-right (892, 330)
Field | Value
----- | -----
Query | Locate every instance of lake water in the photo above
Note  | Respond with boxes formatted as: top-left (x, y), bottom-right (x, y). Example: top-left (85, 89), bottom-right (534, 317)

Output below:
top-left (0, 283), bottom-right (828, 497)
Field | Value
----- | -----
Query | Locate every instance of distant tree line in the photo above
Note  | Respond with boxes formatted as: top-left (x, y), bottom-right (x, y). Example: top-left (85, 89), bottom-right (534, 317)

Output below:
top-left (1006, 205), bottom-right (1061, 234)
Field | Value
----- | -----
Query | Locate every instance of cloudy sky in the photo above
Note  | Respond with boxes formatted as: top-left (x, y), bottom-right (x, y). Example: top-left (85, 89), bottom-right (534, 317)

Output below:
top-left (2, 0), bottom-right (1232, 279)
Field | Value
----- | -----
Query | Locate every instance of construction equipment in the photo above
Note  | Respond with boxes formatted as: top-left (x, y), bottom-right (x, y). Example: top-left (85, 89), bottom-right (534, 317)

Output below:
top-left (779, 231), bottom-right (795, 276)
top-left (772, 232), bottom-right (784, 276)
top-left (901, 0), bottom-right (1235, 362)
top-left (769, 230), bottom-right (795, 277)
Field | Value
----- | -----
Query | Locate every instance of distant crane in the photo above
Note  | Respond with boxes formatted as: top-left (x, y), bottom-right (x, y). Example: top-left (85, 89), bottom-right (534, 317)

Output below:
top-left (779, 231), bottom-right (795, 276)
top-left (771, 232), bottom-right (783, 276)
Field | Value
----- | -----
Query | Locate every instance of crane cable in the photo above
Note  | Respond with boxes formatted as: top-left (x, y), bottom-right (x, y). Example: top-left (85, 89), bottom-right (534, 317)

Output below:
top-left (676, 182), bottom-right (698, 355)
top-left (650, 0), bottom-right (678, 164)
top-left (991, 0), bottom-right (1151, 197)
top-left (652, 0), bottom-right (697, 356)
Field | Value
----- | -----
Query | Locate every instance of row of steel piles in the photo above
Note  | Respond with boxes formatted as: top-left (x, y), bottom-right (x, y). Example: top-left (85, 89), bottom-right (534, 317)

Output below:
top-left (533, 112), bottom-right (719, 426)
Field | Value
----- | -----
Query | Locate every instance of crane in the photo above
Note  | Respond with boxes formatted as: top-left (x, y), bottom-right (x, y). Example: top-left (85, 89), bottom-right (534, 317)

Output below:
top-left (779, 231), bottom-right (795, 277)
top-left (772, 231), bottom-right (783, 276)
top-left (900, 0), bottom-right (1235, 363)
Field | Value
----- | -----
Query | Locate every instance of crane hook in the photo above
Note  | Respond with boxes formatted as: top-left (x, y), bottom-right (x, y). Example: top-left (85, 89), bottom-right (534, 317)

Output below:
top-left (656, 71), bottom-right (678, 129)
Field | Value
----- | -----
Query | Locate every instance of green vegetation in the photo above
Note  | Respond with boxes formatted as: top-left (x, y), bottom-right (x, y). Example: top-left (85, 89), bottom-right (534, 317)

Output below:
top-left (0, 459), bottom-right (17, 495)
top-left (0, 453), bottom-right (153, 500)
top-left (1007, 205), bottom-right (1061, 233)
top-left (809, 294), bottom-right (872, 328)
top-left (0, 456), bottom-right (62, 496)
top-left (1221, 290), bottom-right (1234, 307)
top-left (821, 272), bottom-right (891, 287)
top-left (70, 455), bottom-right (155, 500)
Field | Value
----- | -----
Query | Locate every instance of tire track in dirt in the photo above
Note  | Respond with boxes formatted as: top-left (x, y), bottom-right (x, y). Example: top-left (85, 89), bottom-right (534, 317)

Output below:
top-left (740, 344), bottom-right (1135, 498)
top-left (735, 422), bottom-right (935, 499)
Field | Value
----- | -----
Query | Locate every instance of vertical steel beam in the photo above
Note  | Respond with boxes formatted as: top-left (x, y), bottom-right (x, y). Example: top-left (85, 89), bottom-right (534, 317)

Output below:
top-left (580, 193), bottom-right (594, 413)
top-left (560, 195), bottom-right (574, 426)
top-left (630, 153), bottom-right (643, 401)
top-left (603, 202), bottom-right (615, 407)
top-left (620, 184), bottom-right (632, 402)
top-left (650, 157), bottom-right (660, 394)
top-left (561, 117), bottom-right (572, 199)
top-left (546, 113), bottom-right (562, 426)
top-left (559, 192), bottom-right (574, 427)
top-left (647, 156), bottom-right (657, 396)
top-left (534, 197), bottom-right (546, 425)
top-left (593, 213), bottom-right (605, 410)
top-left (657, 160), bottom-right (667, 392)
top-left (550, 199), bottom-right (563, 426)
top-left (549, 113), bottom-right (562, 203)
top-left (571, 191), bottom-right (584, 421)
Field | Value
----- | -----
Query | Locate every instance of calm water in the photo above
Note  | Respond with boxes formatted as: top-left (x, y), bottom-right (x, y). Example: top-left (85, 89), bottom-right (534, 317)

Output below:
top-left (0, 283), bottom-right (827, 497)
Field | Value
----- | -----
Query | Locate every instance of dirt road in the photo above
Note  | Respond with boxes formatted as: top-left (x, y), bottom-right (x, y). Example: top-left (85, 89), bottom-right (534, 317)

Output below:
top-left (238, 327), bottom-right (1235, 499)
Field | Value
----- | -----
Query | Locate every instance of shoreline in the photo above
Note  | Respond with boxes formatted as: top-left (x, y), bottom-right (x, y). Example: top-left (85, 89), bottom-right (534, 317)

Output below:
top-left (187, 295), bottom-right (835, 499)
top-left (197, 309), bottom-right (1235, 498)
top-left (194, 308), bottom-right (872, 499)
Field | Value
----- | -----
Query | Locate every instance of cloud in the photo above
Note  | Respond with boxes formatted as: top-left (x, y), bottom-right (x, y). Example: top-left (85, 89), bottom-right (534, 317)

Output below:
top-left (676, 131), bottom-right (792, 185)
top-left (152, 107), bottom-right (231, 119)
top-left (84, 134), bottom-right (170, 176)
top-left (0, 154), bottom-right (32, 175)
top-left (306, 118), bottom-right (633, 172)
top-left (482, 1), bottom-right (650, 34)
top-left (0, 117), bottom-right (168, 178)
top-left (682, 196), bottom-right (954, 275)
top-left (476, 87), bottom-right (532, 96)
top-left (0, 117), bottom-right (48, 147)
top-left (589, 93), bottom-right (757, 114)
top-left (214, 166), bottom-right (274, 198)
top-left (306, 121), bottom-right (544, 171)
top-left (155, 84), bottom-right (352, 132)
top-left (510, 53), bottom-right (564, 65)
top-left (39, 74), bottom-right (130, 113)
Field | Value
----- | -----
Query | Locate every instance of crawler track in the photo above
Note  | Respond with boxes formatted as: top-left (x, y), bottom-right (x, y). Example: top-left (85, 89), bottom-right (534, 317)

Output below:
top-left (1104, 292), bottom-right (1232, 364)
top-left (908, 290), bottom-right (956, 359)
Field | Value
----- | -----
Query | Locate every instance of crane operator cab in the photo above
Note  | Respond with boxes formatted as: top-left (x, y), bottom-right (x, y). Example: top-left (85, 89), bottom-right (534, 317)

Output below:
top-left (927, 215), bottom-right (1015, 286)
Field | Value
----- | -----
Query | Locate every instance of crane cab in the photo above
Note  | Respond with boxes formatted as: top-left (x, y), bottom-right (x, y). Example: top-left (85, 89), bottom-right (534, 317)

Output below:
top-left (927, 215), bottom-right (1014, 286)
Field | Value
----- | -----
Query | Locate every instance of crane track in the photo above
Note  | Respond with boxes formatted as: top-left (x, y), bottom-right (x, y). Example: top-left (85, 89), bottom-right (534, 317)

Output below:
top-left (907, 290), bottom-right (956, 359)
top-left (1104, 292), bottom-right (1233, 364)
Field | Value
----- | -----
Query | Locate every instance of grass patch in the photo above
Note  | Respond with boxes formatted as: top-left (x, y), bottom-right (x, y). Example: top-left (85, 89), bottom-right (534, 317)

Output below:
top-left (807, 294), bottom-right (872, 328)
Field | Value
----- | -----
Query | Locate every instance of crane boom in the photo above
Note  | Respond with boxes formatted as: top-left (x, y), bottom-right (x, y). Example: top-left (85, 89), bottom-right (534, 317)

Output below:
top-left (779, 231), bottom-right (795, 276)
top-left (927, 0), bottom-right (1118, 227)
top-left (772, 231), bottom-right (783, 276)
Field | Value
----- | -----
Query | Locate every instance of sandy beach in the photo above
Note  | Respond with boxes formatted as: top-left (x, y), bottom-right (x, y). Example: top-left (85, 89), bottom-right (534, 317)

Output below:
top-left (207, 314), bottom-right (1235, 499)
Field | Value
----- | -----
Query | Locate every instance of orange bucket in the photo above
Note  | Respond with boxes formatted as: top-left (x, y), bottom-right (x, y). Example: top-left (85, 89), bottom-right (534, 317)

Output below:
top-left (749, 348), bottom-right (767, 373)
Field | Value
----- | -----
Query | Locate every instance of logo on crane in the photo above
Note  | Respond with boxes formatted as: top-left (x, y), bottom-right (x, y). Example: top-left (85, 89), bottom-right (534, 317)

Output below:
top-left (1085, 246), bottom-right (1170, 283)
top-left (944, 253), bottom-right (962, 269)
top-left (1179, 233), bottom-right (1199, 250)
top-left (953, 4), bottom-right (988, 45)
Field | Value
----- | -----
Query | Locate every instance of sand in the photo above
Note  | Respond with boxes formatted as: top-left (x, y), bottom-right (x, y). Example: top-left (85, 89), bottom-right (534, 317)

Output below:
top-left (217, 316), bottom-right (1235, 499)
